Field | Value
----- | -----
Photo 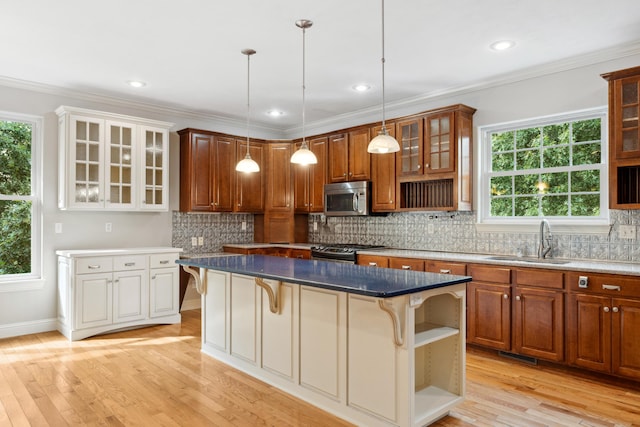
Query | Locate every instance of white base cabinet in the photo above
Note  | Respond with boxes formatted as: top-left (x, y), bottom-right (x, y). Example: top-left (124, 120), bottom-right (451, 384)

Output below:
top-left (57, 248), bottom-right (182, 341)
top-left (200, 271), bottom-right (465, 427)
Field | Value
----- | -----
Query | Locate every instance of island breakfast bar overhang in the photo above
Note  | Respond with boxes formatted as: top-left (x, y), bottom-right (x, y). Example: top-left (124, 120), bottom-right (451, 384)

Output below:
top-left (177, 255), bottom-right (471, 427)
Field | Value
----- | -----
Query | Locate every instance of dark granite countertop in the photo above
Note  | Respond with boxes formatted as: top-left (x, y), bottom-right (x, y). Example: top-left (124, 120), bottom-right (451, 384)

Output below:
top-left (176, 255), bottom-right (470, 298)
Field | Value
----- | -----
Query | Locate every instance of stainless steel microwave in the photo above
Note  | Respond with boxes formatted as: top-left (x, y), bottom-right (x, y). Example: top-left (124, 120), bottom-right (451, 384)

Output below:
top-left (324, 181), bottom-right (372, 216)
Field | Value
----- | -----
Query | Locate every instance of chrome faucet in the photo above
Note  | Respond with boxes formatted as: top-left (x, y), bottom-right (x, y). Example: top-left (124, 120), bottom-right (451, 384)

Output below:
top-left (538, 219), bottom-right (552, 259)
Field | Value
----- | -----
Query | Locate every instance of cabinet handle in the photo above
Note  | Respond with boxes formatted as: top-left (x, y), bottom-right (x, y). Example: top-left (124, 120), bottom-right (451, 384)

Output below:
top-left (369, 262), bottom-right (378, 267)
top-left (152, 275), bottom-right (156, 280)
top-left (310, 203), bottom-right (313, 207)
top-left (425, 163), bottom-right (430, 169)
top-left (88, 265), bottom-right (101, 269)
top-left (124, 262), bottom-right (135, 267)
top-left (417, 165), bottom-right (421, 169)
top-left (602, 284), bottom-right (621, 291)
top-left (503, 294), bottom-right (509, 299)
top-left (349, 172), bottom-right (352, 176)
top-left (343, 173), bottom-right (347, 177)
top-left (401, 265), bottom-right (411, 270)
top-left (159, 260), bottom-right (170, 264)
top-left (612, 307), bottom-right (619, 313)
top-left (516, 295), bottom-right (521, 301)
top-left (604, 306), bottom-right (610, 312)
top-left (114, 279), bottom-right (119, 283)
top-left (439, 269), bottom-right (451, 274)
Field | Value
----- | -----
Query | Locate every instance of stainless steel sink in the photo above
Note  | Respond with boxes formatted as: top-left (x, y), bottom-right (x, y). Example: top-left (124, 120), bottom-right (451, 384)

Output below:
top-left (487, 256), bottom-right (570, 265)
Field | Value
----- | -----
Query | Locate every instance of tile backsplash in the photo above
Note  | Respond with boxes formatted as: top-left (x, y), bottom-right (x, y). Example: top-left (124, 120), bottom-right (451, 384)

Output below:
top-left (173, 210), bottom-right (640, 262)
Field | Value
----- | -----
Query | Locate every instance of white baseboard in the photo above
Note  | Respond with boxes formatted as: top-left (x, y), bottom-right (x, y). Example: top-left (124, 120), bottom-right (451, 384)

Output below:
top-left (0, 318), bottom-right (58, 339)
top-left (181, 298), bottom-right (201, 311)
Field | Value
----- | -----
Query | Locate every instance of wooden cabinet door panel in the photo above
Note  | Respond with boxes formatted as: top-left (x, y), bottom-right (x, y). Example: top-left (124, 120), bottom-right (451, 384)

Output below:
top-left (309, 137), bottom-right (328, 212)
top-left (348, 128), bottom-right (371, 181)
top-left (612, 297), bottom-right (640, 379)
top-left (567, 293), bottom-right (611, 373)
top-left (514, 287), bottom-right (564, 361)
top-left (467, 282), bottom-right (511, 350)
top-left (293, 141), bottom-right (310, 212)
top-left (236, 140), bottom-right (264, 212)
top-left (266, 143), bottom-right (292, 211)
top-left (425, 112), bottom-right (455, 174)
top-left (329, 133), bottom-right (349, 183)
top-left (396, 118), bottom-right (423, 177)
top-left (426, 261), bottom-right (466, 276)
top-left (371, 124), bottom-right (396, 211)
top-left (189, 134), bottom-right (214, 211)
top-left (212, 136), bottom-right (236, 212)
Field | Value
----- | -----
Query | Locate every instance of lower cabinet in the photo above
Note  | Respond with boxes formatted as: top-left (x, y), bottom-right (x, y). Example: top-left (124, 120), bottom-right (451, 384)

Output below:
top-left (467, 264), bottom-right (565, 362)
top-left (57, 248), bottom-right (181, 341)
top-left (567, 272), bottom-right (640, 380)
top-left (200, 271), bottom-right (466, 427)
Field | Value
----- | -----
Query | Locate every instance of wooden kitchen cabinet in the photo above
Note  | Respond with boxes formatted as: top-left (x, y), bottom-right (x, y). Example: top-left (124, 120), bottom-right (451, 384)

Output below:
top-left (602, 66), bottom-right (640, 209)
top-left (567, 271), bottom-right (640, 380)
top-left (266, 142), bottom-right (292, 212)
top-left (370, 123), bottom-right (397, 212)
top-left (235, 139), bottom-right (264, 212)
top-left (293, 137), bottom-right (328, 213)
top-left (328, 128), bottom-right (371, 183)
top-left (513, 268), bottom-right (565, 361)
top-left (178, 129), bottom-right (236, 212)
top-left (396, 105), bottom-right (475, 212)
top-left (426, 260), bottom-right (466, 276)
top-left (466, 264), bottom-right (512, 351)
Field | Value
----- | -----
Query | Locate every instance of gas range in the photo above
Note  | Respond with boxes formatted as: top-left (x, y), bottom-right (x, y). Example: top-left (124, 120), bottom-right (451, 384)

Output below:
top-left (310, 244), bottom-right (385, 263)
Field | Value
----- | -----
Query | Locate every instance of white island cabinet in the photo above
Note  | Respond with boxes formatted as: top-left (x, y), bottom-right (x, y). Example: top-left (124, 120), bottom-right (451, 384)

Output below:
top-left (57, 247), bottom-right (182, 341)
top-left (184, 256), bottom-right (468, 427)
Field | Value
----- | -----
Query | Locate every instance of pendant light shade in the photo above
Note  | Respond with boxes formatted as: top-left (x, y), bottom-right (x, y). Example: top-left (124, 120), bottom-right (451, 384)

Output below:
top-left (236, 48), bottom-right (261, 173)
top-left (367, 0), bottom-right (400, 154)
top-left (291, 19), bottom-right (318, 165)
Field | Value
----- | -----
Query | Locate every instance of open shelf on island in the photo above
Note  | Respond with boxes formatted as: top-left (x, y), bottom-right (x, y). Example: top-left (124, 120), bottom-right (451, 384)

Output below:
top-left (415, 322), bottom-right (459, 348)
top-left (414, 386), bottom-right (463, 426)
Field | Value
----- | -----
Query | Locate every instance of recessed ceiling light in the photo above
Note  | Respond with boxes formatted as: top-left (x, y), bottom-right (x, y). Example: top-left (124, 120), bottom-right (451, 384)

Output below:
top-left (267, 110), bottom-right (284, 118)
top-left (127, 80), bottom-right (146, 88)
top-left (490, 40), bottom-right (516, 51)
top-left (352, 84), bottom-right (371, 92)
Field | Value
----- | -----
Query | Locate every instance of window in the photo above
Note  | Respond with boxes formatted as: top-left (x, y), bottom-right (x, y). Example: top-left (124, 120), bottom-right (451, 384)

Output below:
top-left (0, 112), bottom-right (42, 288)
top-left (477, 108), bottom-right (609, 233)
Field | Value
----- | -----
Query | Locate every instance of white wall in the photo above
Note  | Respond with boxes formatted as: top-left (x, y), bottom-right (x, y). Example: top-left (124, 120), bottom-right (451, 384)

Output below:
top-left (0, 52), bottom-right (639, 337)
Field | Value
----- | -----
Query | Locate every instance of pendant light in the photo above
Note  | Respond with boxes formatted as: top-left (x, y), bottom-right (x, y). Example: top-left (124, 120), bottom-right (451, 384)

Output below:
top-left (367, 0), bottom-right (400, 154)
top-left (235, 48), bottom-right (261, 173)
top-left (290, 19), bottom-right (318, 165)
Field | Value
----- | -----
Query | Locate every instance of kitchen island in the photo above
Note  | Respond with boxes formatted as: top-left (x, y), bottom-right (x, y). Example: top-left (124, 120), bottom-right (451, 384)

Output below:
top-left (177, 255), bottom-right (470, 427)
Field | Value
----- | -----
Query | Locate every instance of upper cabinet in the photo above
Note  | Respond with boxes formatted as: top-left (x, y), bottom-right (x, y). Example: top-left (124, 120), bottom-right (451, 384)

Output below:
top-left (396, 105), bottom-right (475, 212)
top-left (235, 139), bottom-right (265, 213)
top-left (328, 128), bottom-right (371, 183)
top-left (602, 66), bottom-right (640, 209)
top-left (293, 136), bottom-right (328, 213)
top-left (370, 123), bottom-right (396, 212)
top-left (57, 106), bottom-right (173, 211)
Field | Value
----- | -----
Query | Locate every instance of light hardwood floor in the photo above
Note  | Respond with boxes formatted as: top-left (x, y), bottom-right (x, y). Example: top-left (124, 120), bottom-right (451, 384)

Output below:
top-left (1, 310), bottom-right (639, 426)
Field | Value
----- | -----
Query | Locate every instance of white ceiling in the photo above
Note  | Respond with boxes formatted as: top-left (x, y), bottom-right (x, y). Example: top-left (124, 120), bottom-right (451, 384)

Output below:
top-left (2, 0), bottom-right (640, 136)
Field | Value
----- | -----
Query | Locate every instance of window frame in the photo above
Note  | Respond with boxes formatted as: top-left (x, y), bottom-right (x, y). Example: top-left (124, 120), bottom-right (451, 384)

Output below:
top-left (0, 111), bottom-right (44, 291)
top-left (476, 107), bottom-right (610, 234)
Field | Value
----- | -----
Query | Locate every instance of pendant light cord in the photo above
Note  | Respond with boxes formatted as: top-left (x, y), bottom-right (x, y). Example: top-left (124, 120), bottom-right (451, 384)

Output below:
top-left (381, 0), bottom-right (387, 133)
top-left (301, 24), bottom-right (307, 147)
top-left (246, 51), bottom-right (251, 156)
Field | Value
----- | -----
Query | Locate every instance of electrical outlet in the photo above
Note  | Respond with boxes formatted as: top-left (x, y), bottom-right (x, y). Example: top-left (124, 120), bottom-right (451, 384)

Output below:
top-left (427, 223), bottom-right (434, 234)
top-left (191, 237), bottom-right (198, 247)
top-left (198, 236), bottom-right (204, 246)
top-left (241, 221), bottom-right (247, 231)
top-left (105, 222), bottom-right (112, 232)
top-left (313, 221), bottom-right (318, 231)
top-left (618, 224), bottom-right (636, 240)
top-left (55, 223), bottom-right (62, 233)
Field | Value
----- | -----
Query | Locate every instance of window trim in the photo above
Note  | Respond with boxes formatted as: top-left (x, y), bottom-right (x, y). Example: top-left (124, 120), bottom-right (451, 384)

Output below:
top-left (476, 107), bottom-right (610, 235)
top-left (0, 111), bottom-right (43, 290)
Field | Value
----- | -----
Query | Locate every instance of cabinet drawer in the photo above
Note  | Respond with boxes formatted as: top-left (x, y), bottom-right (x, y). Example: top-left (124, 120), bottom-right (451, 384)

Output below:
top-left (114, 255), bottom-right (147, 271)
top-left (357, 254), bottom-right (389, 268)
top-left (468, 264), bottom-right (511, 284)
top-left (426, 261), bottom-right (466, 276)
top-left (567, 272), bottom-right (640, 298)
top-left (76, 257), bottom-right (113, 274)
top-left (389, 257), bottom-right (425, 271)
top-left (150, 253), bottom-right (179, 269)
top-left (516, 268), bottom-right (564, 290)
top-left (290, 249), bottom-right (310, 260)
